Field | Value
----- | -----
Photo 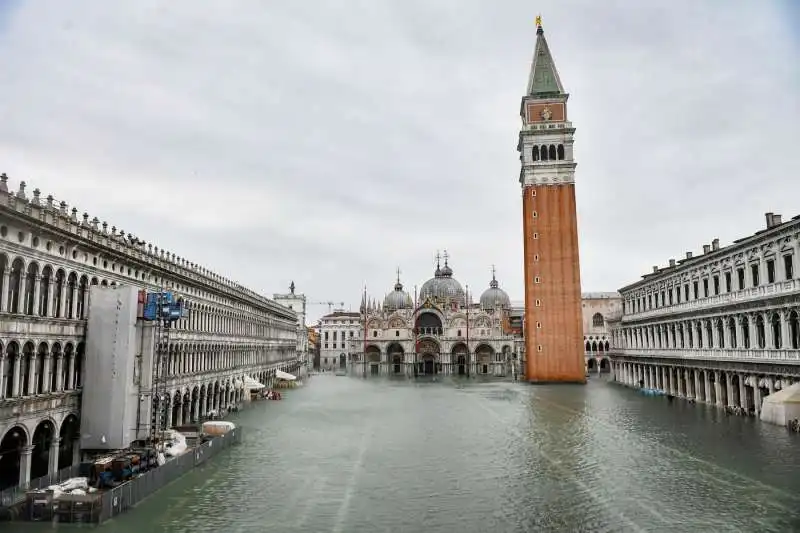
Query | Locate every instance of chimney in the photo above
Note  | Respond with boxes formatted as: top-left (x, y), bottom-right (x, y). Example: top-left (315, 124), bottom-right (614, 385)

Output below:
top-left (686, 252), bottom-right (693, 259)
top-left (652, 265), bottom-right (658, 273)
top-left (703, 244), bottom-right (711, 254)
top-left (773, 214), bottom-right (782, 225)
top-left (712, 238), bottom-right (720, 251)
top-left (669, 259), bottom-right (676, 267)
top-left (766, 212), bottom-right (774, 228)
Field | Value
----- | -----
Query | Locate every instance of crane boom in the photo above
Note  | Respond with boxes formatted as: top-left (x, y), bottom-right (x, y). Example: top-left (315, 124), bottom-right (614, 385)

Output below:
top-left (309, 300), bottom-right (345, 313)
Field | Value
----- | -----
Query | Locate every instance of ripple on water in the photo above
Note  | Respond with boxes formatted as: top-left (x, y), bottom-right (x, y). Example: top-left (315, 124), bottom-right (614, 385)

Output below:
top-left (8, 377), bottom-right (793, 533)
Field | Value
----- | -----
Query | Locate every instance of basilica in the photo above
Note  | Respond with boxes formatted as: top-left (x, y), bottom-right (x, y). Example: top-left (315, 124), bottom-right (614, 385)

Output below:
top-left (348, 253), bottom-right (522, 378)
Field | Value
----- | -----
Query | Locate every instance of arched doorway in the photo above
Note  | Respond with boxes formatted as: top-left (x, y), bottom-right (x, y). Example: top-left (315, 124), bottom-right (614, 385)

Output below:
top-left (417, 339), bottom-right (439, 375)
top-left (451, 343), bottom-right (468, 376)
top-left (339, 353), bottom-right (346, 369)
top-left (0, 425), bottom-right (28, 490)
top-left (30, 419), bottom-right (56, 479)
top-left (475, 344), bottom-right (494, 375)
top-left (387, 343), bottom-right (404, 375)
top-left (58, 414), bottom-right (80, 470)
top-left (366, 345), bottom-right (380, 376)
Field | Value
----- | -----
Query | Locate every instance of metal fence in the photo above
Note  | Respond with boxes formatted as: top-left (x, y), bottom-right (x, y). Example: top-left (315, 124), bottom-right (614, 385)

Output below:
top-left (15, 427), bottom-right (242, 524)
top-left (0, 463), bottom-right (82, 508)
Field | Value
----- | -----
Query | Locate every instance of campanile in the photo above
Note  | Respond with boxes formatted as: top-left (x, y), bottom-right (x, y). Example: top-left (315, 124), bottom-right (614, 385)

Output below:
top-left (519, 18), bottom-right (585, 383)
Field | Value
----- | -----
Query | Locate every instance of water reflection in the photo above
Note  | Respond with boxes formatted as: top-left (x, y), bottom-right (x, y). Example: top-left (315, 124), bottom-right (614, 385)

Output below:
top-left (4, 376), bottom-right (800, 533)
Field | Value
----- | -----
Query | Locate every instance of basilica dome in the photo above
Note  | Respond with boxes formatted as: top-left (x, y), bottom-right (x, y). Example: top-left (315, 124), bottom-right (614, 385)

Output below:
top-left (479, 271), bottom-right (510, 310)
top-left (419, 255), bottom-right (466, 306)
top-left (384, 277), bottom-right (412, 311)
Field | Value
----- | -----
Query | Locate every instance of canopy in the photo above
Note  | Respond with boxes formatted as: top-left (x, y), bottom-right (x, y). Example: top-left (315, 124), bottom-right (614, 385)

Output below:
top-left (275, 369), bottom-right (297, 381)
top-left (244, 375), bottom-right (265, 390)
top-left (760, 382), bottom-right (800, 426)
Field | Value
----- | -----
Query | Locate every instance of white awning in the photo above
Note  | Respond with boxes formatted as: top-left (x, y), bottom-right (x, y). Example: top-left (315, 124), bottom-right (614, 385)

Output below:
top-left (275, 369), bottom-right (297, 381)
top-left (244, 375), bottom-right (266, 390)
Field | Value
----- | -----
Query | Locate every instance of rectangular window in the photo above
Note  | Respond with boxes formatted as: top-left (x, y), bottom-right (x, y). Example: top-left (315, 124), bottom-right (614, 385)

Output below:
top-left (676, 288), bottom-right (681, 303)
top-left (751, 264), bottom-right (760, 286)
top-left (703, 279), bottom-right (709, 297)
top-left (725, 272), bottom-right (732, 292)
top-left (534, 276), bottom-right (540, 283)
top-left (395, 330), bottom-right (399, 337)
top-left (532, 211), bottom-right (538, 218)
top-left (766, 259), bottom-right (775, 284)
top-left (537, 345), bottom-right (543, 352)
top-left (785, 254), bottom-right (794, 280)
top-left (533, 233), bottom-right (539, 239)
top-left (684, 285), bottom-right (689, 301)
top-left (536, 322), bottom-right (541, 328)
top-left (534, 254), bottom-right (539, 262)
top-left (648, 295), bottom-right (652, 308)
top-left (324, 343), bottom-right (328, 349)
top-left (692, 281), bottom-right (698, 299)
top-left (535, 299), bottom-right (541, 306)
top-left (668, 290), bottom-right (673, 305)
top-left (713, 276), bottom-right (719, 295)
top-left (531, 190), bottom-right (537, 197)
top-left (737, 268), bottom-right (745, 290)
top-left (660, 291), bottom-right (665, 306)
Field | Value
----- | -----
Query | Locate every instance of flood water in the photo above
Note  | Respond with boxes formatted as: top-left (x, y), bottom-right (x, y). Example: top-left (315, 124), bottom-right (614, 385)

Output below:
top-left (7, 375), bottom-right (800, 532)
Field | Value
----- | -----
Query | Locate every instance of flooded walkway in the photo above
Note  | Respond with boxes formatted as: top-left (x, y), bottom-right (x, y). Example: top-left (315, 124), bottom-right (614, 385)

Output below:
top-left (9, 375), bottom-right (800, 532)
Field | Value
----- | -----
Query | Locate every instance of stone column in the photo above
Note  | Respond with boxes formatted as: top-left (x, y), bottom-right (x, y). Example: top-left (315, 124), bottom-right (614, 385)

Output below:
top-left (27, 353), bottom-right (36, 395)
top-left (0, 271), bottom-right (10, 312)
top-left (67, 354), bottom-right (75, 390)
top-left (685, 369), bottom-right (693, 399)
top-left (19, 445), bottom-right (33, 487)
top-left (704, 372), bottom-right (713, 405)
top-left (0, 354), bottom-right (5, 399)
top-left (12, 355), bottom-right (21, 397)
top-left (752, 376), bottom-right (762, 415)
top-left (714, 371), bottom-right (724, 407)
top-left (726, 377), bottom-right (736, 408)
top-left (42, 354), bottom-right (51, 393)
top-left (70, 286), bottom-right (79, 319)
top-left (780, 309), bottom-right (790, 351)
top-left (55, 355), bottom-right (64, 392)
top-left (45, 280), bottom-right (54, 317)
top-left (58, 282), bottom-right (67, 318)
top-left (768, 376), bottom-right (776, 395)
top-left (694, 370), bottom-right (703, 402)
top-left (49, 437), bottom-right (61, 476)
top-left (739, 376), bottom-right (748, 411)
top-left (32, 275), bottom-right (41, 316)
top-left (82, 289), bottom-right (89, 319)
top-left (764, 311), bottom-right (774, 350)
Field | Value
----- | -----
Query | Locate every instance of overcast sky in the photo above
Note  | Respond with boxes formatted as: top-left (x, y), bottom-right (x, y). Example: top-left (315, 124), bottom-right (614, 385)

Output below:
top-left (0, 1), bottom-right (798, 324)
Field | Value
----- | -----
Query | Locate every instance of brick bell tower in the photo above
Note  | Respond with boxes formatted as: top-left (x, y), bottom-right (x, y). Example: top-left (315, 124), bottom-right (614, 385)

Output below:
top-left (519, 17), bottom-right (585, 384)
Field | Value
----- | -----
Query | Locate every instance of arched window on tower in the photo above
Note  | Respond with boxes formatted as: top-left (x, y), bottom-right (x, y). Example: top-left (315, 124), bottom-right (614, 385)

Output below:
top-left (548, 145), bottom-right (557, 160)
top-left (540, 145), bottom-right (549, 161)
top-left (592, 313), bottom-right (604, 327)
top-left (557, 144), bottom-right (565, 160)
top-left (532, 146), bottom-right (540, 161)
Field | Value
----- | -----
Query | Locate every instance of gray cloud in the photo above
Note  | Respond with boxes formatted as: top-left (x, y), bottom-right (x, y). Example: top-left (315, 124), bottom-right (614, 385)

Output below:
top-left (0, 0), bottom-right (797, 324)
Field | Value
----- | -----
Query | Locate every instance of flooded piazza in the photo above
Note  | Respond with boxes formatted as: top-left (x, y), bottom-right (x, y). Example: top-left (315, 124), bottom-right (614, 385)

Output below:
top-left (8, 375), bottom-right (800, 533)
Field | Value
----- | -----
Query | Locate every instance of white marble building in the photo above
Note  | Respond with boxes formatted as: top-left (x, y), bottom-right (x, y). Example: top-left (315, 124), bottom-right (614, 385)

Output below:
top-left (609, 212), bottom-right (800, 417)
top-left (582, 292), bottom-right (622, 374)
top-left (318, 310), bottom-right (361, 371)
top-left (274, 281), bottom-right (310, 372)
top-left (349, 256), bottom-right (520, 378)
top-left (0, 174), bottom-right (298, 491)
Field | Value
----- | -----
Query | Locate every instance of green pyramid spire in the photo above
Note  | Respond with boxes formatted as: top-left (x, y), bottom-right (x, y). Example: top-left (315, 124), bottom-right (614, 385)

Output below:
top-left (526, 19), bottom-right (565, 97)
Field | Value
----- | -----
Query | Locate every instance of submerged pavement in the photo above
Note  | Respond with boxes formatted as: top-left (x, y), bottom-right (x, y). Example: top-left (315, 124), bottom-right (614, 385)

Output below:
top-left (9, 375), bottom-right (800, 532)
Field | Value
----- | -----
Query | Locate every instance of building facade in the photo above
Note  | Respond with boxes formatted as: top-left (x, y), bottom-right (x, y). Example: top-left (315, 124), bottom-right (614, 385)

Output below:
top-left (582, 292), bottom-right (622, 374)
top-left (307, 327), bottom-right (319, 370)
top-left (318, 311), bottom-right (361, 371)
top-left (0, 175), bottom-right (298, 490)
top-left (609, 212), bottom-right (800, 417)
top-left (349, 258), bottom-right (520, 378)
top-left (518, 19), bottom-right (585, 383)
top-left (273, 281), bottom-right (309, 372)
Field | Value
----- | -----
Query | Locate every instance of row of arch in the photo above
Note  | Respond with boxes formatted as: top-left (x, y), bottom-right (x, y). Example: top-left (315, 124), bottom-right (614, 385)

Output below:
top-left (0, 414), bottom-right (80, 491)
top-left (151, 342), bottom-right (296, 378)
top-left (617, 309), bottom-right (800, 352)
top-left (0, 253), bottom-right (297, 338)
top-left (0, 340), bottom-right (83, 398)
top-left (531, 144), bottom-right (566, 161)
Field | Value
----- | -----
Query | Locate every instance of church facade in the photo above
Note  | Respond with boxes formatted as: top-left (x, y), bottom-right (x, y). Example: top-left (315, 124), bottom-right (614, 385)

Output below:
top-left (347, 254), bottom-right (521, 378)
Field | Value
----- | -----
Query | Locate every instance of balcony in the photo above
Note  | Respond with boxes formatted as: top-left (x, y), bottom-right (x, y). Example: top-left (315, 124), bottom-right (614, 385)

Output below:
top-left (0, 390), bottom-right (81, 420)
top-left (613, 348), bottom-right (800, 364)
top-left (415, 327), bottom-right (443, 336)
top-left (623, 279), bottom-right (800, 322)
